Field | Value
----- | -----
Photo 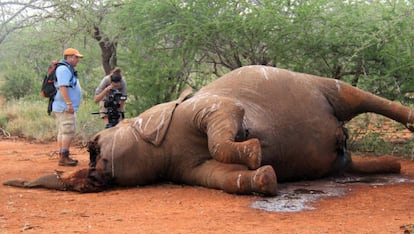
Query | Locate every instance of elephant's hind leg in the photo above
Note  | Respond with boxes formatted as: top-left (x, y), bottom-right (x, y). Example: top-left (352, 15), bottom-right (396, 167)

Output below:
top-left (185, 160), bottom-right (277, 196)
top-left (346, 155), bottom-right (401, 175)
top-left (203, 99), bottom-right (261, 169)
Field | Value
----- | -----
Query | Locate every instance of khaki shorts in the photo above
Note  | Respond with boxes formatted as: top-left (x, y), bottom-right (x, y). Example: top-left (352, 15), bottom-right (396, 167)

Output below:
top-left (55, 111), bottom-right (76, 138)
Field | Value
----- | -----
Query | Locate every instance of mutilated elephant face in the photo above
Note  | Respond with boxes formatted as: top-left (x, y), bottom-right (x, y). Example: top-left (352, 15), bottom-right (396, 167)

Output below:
top-left (132, 87), bottom-right (193, 146)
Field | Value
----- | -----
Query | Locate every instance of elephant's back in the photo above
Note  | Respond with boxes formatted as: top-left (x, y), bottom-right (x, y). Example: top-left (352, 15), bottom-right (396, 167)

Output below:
top-left (198, 65), bottom-right (334, 123)
top-left (199, 65), bottom-right (327, 102)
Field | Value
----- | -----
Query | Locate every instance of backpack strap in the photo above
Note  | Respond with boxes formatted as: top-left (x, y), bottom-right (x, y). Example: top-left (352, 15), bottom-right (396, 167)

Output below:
top-left (56, 62), bottom-right (76, 88)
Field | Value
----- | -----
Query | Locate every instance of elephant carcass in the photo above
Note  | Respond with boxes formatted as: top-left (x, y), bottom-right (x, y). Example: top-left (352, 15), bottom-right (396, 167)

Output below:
top-left (4, 65), bottom-right (410, 196)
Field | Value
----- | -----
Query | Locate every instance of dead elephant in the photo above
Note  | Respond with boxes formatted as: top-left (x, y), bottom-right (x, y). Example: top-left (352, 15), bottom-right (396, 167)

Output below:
top-left (4, 65), bottom-right (409, 196)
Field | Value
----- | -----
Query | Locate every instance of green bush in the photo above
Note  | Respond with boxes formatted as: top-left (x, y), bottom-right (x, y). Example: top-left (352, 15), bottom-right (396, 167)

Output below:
top-left (0, 66), bottom-right (38, 101)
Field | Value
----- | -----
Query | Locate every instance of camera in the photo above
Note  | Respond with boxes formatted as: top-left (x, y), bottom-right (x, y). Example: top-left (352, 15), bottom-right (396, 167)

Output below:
top-left (92, 88), bottom-right (127, 128)
top-left (104, 88), bottom-right (126, 128)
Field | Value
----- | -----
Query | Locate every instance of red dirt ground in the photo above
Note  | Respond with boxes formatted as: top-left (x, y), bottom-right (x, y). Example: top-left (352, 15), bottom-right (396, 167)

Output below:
top-left (1, 139), bottom-right (414, 234)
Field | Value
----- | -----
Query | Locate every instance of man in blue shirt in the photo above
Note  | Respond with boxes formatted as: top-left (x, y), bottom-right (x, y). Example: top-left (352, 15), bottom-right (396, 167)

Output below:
top-left (52, 48), bottom-right (83, 166)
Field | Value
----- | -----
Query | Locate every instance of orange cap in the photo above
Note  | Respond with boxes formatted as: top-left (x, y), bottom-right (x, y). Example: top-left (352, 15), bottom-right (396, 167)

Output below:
top-left (63, 48), bottom-right (84, 58)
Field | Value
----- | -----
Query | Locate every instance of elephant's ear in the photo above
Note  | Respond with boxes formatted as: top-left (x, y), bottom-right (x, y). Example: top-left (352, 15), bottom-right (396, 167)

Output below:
top-left (132, 87), bottom-right (193, 146)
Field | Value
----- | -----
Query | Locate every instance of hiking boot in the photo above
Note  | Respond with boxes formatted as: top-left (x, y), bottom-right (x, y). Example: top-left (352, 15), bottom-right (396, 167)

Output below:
top-left (58, 151), bottom-right (78, 166)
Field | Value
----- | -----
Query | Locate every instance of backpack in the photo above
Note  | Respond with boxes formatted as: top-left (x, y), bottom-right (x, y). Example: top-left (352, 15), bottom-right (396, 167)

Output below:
top-left (41, 60), bottom-right (73, 115)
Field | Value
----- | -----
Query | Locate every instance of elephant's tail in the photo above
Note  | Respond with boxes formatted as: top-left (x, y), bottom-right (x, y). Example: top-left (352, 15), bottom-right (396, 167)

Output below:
top-left (346, 155), bottom-right (401, 174)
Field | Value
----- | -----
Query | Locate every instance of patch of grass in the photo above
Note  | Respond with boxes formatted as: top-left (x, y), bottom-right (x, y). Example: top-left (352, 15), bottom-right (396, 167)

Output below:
top-left (3, 98), bottom-right (104, 143)
top-left (4, 99), bottom-right (55, 141)
top-left (0, 111), bottom-right (9, 127)
top-left (347, 114), bottom-right (414, 159)
top-left (349, 132), bottom-right (394, 155)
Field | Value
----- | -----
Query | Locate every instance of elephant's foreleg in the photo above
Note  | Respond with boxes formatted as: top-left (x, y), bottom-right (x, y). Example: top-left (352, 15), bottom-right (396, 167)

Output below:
top-left (203, 99), bottom-right (261, 169)
top-left (184, 160), bottom-right (277, 196)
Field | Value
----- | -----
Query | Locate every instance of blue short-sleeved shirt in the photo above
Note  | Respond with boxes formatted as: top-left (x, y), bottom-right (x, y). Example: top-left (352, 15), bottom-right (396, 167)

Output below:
top-left (52, 60), bottom-right (82, 112)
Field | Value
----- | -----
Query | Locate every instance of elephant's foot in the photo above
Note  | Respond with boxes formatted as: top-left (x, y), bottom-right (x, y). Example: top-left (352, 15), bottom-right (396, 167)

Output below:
top-left (251, 165), bottom-right (277, 196)
top-left (210, 138), bottom-right (262, 170)
top-left (188, 160), bottom-right (276, 196)
top-left (240, 138), bottom-right (262, 170)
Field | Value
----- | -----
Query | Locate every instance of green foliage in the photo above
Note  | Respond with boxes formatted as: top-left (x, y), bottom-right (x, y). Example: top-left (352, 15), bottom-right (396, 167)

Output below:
top-left (0, 66), bottom-right (38, 101)
top-left (117, 0), bottom-right (414, 108)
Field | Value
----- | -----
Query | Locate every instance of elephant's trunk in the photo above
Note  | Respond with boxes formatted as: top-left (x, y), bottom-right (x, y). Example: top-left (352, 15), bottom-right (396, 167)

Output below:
top-left (3, 171), bottom-right (67, 191)
top-left (323, 79), bottom-right (414, 131)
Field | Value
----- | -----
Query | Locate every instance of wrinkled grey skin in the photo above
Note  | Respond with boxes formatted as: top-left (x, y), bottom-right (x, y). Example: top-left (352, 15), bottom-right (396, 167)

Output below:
top-left (4, 65), bottom-right (409, 196)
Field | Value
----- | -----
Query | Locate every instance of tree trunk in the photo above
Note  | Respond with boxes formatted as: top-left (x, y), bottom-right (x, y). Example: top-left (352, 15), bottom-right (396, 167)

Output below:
top-left (93, 25), bottom-right (117, 75)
